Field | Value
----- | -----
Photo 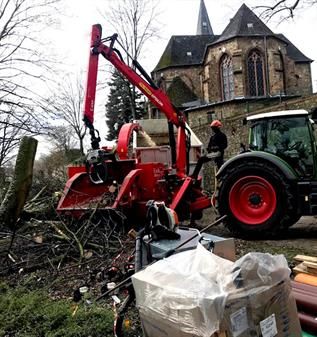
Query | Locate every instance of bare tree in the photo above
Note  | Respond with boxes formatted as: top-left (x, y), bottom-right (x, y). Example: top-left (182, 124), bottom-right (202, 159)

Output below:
top-left (255, 0), bottom-right (316, 21)
top-left (0, 108), bottom-right (42, 167)
top-left (0, 0), bottom-right (61, 165)
top-left (101, 0), bottom-right (160, 119)
top-left (0, 115), bottom-right (27, 167)
top-left (48, 125), bottom-right (77, 153)
top-left (46, 75), bottom-right (86, 155)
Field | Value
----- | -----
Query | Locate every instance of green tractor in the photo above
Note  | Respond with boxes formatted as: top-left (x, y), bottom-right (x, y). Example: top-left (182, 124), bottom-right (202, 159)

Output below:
top-left (217, 109), bottom-right (317, 236)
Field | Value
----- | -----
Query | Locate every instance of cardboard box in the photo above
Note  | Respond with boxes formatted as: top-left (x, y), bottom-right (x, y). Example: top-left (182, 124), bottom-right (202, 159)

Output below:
top-left (140, 280), bottom-right (301, 337)
top-left (134, 250), bottom-right (301, 337)
top-left (220, 280), bottom-right (302, 337)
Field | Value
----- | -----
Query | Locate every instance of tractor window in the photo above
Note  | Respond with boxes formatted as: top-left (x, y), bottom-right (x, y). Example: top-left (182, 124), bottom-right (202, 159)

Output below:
top-left (249, 117), bottom-right (314, 176)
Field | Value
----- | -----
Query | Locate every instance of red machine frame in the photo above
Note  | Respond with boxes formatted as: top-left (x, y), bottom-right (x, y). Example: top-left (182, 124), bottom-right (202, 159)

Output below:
top-left (57, 24), bottom-right (211, 223)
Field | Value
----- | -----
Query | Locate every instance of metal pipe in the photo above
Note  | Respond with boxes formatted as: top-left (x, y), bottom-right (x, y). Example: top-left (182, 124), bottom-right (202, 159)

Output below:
top-left (292, 289), bottom-right (317, 313)
top-left (134, 229), bottom-right (145, 273)
top-left (298, 312), bottom-right (317, 334)
top-left (291, 280), bottom-right (317, 295)
top-left (294, 273), bottom-right (317, 287)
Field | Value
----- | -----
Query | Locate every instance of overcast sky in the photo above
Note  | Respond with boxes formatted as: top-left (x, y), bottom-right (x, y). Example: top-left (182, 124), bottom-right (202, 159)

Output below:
top-left (39, 0), bottom-right (316, 154)
top-left (54, 0), bottom-right (317, 90)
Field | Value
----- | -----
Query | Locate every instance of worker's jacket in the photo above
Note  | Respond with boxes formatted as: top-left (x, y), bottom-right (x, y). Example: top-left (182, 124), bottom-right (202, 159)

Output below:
top-left (207, 130), bottom-right (228, 168)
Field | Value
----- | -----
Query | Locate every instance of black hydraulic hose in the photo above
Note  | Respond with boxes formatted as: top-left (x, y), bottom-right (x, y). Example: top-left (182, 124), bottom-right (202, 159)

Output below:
top-left (83, 115), bottom-right (101, 150)
top-left (191, 155), bottom-right (212, 180)
top-left (168, 121), bottom-right (176, 167)
top-left (185, 126), bottom-right (191, 175)
top-left (132, 59), bottom-right (158, 89)
top-left (135, 228), bottom-right (145, 273)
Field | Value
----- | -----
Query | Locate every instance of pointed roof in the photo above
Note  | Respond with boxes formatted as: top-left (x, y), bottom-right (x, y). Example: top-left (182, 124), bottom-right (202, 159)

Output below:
top-left (277, 34), bottom-right (313, 63)
top-left (153, 35), bottom-right (218, 71)
top-left (216, 3), bottom-right (273, 43)
top-left (196, 0), bottom-right (213, 35)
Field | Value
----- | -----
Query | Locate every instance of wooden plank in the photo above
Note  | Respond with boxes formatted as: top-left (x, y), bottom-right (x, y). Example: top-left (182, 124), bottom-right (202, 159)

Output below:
top-left (303, 261), bottom-right (317, 270)
top-left (293, 263), bottom-right (309, 275)
top-left (293, 255), bottom-right (317, 264)
top-left (294, 262), bottom-right (317, 276)
top-left (306, 267), bottom-right (317, 276)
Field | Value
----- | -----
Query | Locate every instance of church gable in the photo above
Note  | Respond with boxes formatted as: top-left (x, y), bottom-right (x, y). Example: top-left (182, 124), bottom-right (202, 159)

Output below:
top-left (152, 2), bottom-right (313, 117)
top-left (199, 4), bottom-right (313, 103)
top-left (215, 3), bottom-right (274, 44)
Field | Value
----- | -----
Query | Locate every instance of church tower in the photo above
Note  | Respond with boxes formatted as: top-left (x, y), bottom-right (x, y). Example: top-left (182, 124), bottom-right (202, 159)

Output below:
top-left (196, 0), bottom-right (213, 35)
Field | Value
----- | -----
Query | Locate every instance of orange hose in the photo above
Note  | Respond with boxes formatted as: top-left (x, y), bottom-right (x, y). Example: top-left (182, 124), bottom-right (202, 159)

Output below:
top-left (294, 273), bottom-right (317, 287)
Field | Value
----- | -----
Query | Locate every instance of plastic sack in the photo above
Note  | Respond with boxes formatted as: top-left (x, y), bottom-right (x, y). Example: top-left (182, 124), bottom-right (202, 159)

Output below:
top-left (132, 244), bottom-right (290, 337)
top-left (132, 244), bottom-right (233, 337)
top-left (227, 252), bottom-right (290, 291)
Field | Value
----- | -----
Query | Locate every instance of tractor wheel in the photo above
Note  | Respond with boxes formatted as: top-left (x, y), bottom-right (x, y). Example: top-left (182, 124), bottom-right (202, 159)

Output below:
top-left (217, 160), bottom-right (296, 237)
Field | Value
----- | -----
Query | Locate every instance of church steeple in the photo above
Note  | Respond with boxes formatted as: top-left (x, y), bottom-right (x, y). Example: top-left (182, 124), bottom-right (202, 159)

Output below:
top-left (196, 0), bottom-right (213, 35)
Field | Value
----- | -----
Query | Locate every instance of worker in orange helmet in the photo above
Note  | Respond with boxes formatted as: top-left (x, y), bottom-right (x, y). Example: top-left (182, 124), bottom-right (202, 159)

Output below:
top-left (207, 120), bottom-right (228, 169)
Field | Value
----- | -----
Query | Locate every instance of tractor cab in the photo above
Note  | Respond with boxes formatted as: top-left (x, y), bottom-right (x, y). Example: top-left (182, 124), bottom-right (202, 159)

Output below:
top-left (247, 110), bottom-right (316, 177)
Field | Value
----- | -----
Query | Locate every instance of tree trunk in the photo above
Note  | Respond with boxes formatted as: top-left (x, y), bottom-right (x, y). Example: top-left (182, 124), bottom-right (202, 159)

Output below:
top-left (0, 167), bottom-right (5, 203)
top-left (0, 136), bottom-right (38, 229)
top-left (79, 136), bottom-right (84, 156)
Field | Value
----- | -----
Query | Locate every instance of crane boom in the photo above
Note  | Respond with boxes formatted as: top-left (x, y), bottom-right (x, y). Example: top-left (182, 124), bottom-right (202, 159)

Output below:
top-left (83, 24), bottom-right (188, 177)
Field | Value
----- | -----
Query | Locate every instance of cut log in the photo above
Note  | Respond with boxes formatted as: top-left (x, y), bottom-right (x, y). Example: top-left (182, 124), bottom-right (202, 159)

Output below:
top-left (0, 136), bottom-right (38, 229)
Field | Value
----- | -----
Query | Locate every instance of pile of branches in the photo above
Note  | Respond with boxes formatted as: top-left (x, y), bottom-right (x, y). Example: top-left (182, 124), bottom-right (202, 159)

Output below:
top-left (0, 205), bottom-right (134, 277)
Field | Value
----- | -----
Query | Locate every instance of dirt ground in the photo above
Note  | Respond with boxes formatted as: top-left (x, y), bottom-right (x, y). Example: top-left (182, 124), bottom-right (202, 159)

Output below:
top-left (198, 209), bottom-right (317, 262)
top-left (1, 211), bottom-right (316, 336)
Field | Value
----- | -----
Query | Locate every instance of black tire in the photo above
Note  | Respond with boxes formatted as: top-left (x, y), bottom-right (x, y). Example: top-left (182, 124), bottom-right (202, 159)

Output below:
top-left (217, 159), bottom-right (296, 237)
top-left (285, 214), bottom-right (301, 228)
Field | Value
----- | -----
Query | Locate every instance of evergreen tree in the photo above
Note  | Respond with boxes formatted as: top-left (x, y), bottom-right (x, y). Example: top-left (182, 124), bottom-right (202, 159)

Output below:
top-left (105, 70), bottom-right (145, 140)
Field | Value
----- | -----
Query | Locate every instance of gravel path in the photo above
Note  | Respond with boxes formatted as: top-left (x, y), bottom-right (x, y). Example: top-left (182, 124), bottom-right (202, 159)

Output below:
top-left (196, 210), bottom-right (317, 262)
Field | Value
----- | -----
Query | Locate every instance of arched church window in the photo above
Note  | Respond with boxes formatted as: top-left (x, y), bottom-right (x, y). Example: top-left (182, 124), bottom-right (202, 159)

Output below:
top-left (220, 54), bottom-right (234, 101)
top-left (247, 50), bottom-right (266, 96)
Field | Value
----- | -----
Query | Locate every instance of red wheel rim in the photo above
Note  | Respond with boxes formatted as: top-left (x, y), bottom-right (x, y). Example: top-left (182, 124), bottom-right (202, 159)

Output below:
top-left (229, 176), bottom-right (277, 225)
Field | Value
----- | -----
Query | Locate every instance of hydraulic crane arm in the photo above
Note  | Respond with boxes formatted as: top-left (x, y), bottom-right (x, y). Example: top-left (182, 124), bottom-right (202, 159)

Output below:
top-left (83, 24), bottom-right (189, 177)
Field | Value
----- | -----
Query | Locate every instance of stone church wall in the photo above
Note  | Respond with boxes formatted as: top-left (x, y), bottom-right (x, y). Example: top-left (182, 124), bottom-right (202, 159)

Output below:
top-left (285, 62), bottom-right (313, 96)
top-left (152, 65), bottom-right (203, 99)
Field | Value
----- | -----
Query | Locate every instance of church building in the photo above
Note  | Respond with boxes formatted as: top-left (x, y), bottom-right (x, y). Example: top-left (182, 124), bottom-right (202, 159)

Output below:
top-left (151, 1), bottom-right (313, 134)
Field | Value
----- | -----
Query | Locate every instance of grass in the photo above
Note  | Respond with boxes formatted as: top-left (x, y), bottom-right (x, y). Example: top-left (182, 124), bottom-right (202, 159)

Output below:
top-left (235, 238), bottom-right (315, 263)
top-left (0, 282), bottom-right (114, 337)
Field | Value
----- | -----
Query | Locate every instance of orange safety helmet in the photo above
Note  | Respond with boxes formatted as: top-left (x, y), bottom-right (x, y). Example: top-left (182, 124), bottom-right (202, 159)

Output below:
top-left (210, 120), bottom-right (222, 128)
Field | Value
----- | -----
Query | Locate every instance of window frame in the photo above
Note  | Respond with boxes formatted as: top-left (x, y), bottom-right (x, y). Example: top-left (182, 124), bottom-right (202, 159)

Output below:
top-left (247, 49), bottom-right (266, 97)
top-left (220, 54), bottom-right (234, 101)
